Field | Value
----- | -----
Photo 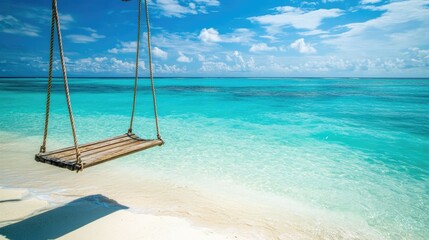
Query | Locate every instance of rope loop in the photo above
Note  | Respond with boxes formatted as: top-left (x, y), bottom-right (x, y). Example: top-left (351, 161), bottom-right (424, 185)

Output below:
top-left (40, 146), bottom-right (46, 153)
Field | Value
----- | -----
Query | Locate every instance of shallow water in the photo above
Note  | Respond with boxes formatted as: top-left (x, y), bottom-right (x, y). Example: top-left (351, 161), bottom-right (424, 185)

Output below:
top-left (1, 77), bottom-right (428, 239)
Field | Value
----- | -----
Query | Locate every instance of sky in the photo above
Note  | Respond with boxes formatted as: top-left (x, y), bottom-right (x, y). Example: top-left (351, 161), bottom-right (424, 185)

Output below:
top-left (0, 0), bottom-right (428, 77)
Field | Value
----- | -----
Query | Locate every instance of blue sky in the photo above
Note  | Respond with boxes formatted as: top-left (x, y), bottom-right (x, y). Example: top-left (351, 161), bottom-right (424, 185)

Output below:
top-left (0, 0), bottom-right (428, 77)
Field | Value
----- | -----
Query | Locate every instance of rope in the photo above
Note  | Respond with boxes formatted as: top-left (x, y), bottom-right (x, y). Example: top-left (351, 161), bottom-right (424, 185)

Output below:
top-left (128, 0), bottom-right (142, 134)
top-left (39, 0), bottom-right (56, 154)
top-left (144, 0), bottom-right (162, 141)
top-left (128, 0), bottom-right (162, 141)
top-left (53, 0), bottom-right (82, 170)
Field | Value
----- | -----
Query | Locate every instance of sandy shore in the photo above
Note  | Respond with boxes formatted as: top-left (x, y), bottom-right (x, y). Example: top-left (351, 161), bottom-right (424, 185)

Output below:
top-left (0, 184), bottom-right (379, 240)
top-left (0, 188), bottom-right (248, 240)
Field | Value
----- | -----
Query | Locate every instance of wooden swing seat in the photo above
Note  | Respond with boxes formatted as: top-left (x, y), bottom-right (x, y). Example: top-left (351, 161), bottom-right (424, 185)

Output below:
top-left (35, 133), bottom-right (163, 171)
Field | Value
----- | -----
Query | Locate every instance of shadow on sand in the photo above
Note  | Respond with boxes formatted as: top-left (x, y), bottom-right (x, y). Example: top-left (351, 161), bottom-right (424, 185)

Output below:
top-left (0, 194), bottom-right (128, 240)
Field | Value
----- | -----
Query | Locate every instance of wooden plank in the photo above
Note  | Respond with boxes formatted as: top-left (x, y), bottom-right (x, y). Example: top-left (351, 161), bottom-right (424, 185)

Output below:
top-left (60, 138), bottom-right (142, 161)
top-left (39, 133), bottom-right (149, 159)
top-left (81, 140), bottom-right (157, 163)
top-left (82, 139), bottom-right (163, 168)
top-left (48, 137), bottom-right (137, 160)
top-left (41, 134), bottom-right (132, 157)
top-left (40, 134), bottom-right (130, 156)
top-left (101, 139), bottom-right (162, 161)
top-left (42, 140), bottom-right (129, 162)
top-left (35, 155), bottom-right (78, 171)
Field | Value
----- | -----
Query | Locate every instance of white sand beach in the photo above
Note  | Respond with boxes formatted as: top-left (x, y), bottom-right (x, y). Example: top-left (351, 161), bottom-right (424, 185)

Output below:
top-left (0, 188), bottom-right (242, 240)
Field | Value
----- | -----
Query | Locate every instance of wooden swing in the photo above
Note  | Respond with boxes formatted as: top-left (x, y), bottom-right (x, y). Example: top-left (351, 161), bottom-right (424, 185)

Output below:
top-left (35, 0), bottom-right (163, 172)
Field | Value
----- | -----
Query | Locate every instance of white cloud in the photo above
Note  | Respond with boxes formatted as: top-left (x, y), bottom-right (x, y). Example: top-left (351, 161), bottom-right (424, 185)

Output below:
top-left (65, 57), bottom-right (145, 73)
top-left (227, 28), bottom-right (255, 43)
top-left (153, 47), bottom-right (168, 59)
top-left (290, 38), bottom-right (317, 54)
top-left (323, 0), bottom-right (429, 56)
top-left (299, 29), bottom-right (328, 36)
top-left (194, 0), bottom-right (220, 6)
top-left (260, 35), bottom-right (277, 41)
top-left (155, 63), bottom-right (186, 73)
top-left (225, 55), bottom-right (233, 62)
top-left (249, 43), bottom-right (277, 52)
top-left (201, 51), bottom-right (256, 72)
top-left (200, 61), bottom-right (230, 72)
top-left (66, 32), bottom-right (105, 43)
top-left (360, 0), bottom-right (382, 4)
top-left (196, 47), bottom-right (429, 76)
top-left (199, 28), bottom-right (254, 43)
top-left (199, 28), bottom-right (222, 42)
top-left (21, 8), bottom-right (51, 23)
top-left (18, 55), bottom-right (147, 74)
top-left (82, 27), bottom-right (96, 32)
top-left (94, 57), bottom-right (107, 62)
top-left (149, 31), bottom-right (218, 62)
top-left (0, 14), bottom-right (39, 37)
top-left (109, 57), bottom-right (136, 71)
top-left (59, 14), bottom-right (74, 30)
top-left (14, 8), bottom-right (74, 30)
top-left (285, 51), bottom-right (429, 74)
top-left (155, 0), bottom-right (220, 18)
top-left (322, 0), bottom-right (344, 3)
top-left (402, 47), bottom-right (429, 68)
top-left (177, 52), bottom-right (193, 63)
top-left (232, 51), bottom-right (245, 67)
top-left (66, 27), bottom-right (105, 44)
top-left (279, 46), bottom-right (288, 52)
top-left (301, 1), bottom-right (319, 7)
top-left (108, 41), bottom-right (137, 54)
top-left (19, 56), bottom-right (45, 69)
top-left (151, 31), bottom-right (203, 52)
top-left (156, 0), bottom-right (196, 18)
top-left (248, 6), bottom-right (343, 34)
top-left (197, 54), bottom-right (205, 62)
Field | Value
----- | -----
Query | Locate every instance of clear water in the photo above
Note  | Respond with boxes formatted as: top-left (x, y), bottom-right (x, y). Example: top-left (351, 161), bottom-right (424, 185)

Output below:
top-left (1, 77), bottom-right (428, 239)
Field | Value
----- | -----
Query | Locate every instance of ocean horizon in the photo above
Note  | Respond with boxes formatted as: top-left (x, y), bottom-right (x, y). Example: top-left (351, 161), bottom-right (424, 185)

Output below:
top-left (1, 77), bottom-right (428, 239)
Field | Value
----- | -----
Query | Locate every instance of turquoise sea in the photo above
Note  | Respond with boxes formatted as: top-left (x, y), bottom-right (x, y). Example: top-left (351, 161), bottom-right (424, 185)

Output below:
top-left (0, 77), bottom-right (428, 239)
